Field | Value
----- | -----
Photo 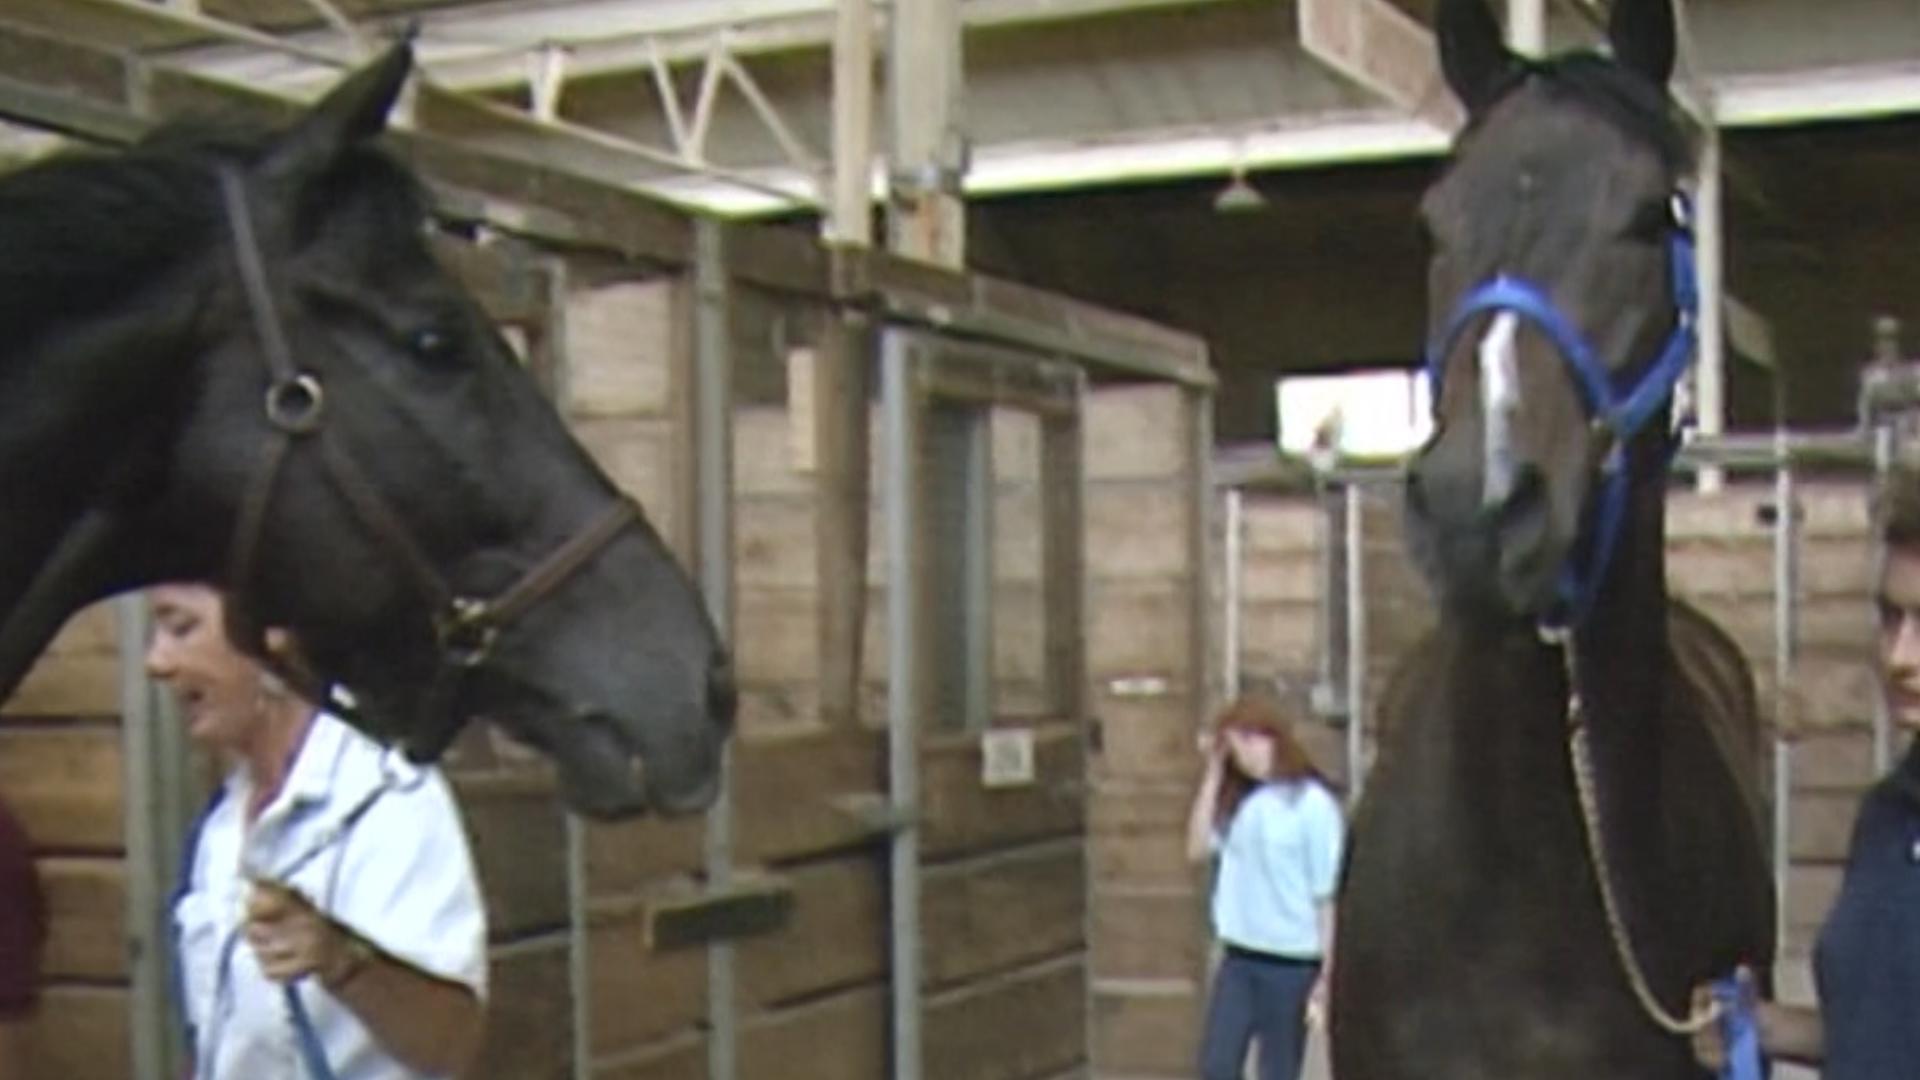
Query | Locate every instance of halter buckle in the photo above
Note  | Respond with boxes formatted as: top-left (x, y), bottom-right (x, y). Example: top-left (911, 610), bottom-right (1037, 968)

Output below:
top-left (437, 597), bottom-right (500, 667)
top-left (265, 374), bottom-right (326, 435)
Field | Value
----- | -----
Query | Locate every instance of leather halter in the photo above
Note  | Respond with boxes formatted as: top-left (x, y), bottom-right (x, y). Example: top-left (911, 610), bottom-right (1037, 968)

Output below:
top-left (217, 167), bottom-right (636, 752)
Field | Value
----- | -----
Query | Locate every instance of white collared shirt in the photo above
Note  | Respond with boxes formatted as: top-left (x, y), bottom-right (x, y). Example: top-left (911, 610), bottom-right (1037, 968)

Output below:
top-left (173, 711), bottom-right (487, 1080)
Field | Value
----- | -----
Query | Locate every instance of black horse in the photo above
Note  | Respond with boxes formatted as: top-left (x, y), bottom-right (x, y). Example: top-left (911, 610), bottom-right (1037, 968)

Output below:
top-left (0, 45), bottom-right (731, 819)
top-left (1331, 0), bottom-right (1775, 1075)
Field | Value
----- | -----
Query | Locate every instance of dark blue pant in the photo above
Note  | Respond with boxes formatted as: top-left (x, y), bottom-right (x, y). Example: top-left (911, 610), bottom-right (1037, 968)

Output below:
top-left (1198, 948), bottom-right (1320, 1080)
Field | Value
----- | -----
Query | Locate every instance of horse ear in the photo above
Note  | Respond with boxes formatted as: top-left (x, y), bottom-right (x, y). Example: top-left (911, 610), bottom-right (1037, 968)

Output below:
top-left (1437, 0), bottom-right (1516, 114)
top-left (1607, 0), bottom-right (1676, 87)
top-left (267, 41), bottom-right (413, 180)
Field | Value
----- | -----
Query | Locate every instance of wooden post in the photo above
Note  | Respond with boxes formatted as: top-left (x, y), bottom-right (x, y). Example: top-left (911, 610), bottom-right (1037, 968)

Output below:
top-left (814, 312), bottom-right (873, 728)
top-left (829, 0), bottom-right (876, 247)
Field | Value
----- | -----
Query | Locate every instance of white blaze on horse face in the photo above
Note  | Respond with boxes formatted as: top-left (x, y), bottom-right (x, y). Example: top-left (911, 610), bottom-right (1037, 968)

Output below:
top-left (1479, 313), bottom-right (1521, 508)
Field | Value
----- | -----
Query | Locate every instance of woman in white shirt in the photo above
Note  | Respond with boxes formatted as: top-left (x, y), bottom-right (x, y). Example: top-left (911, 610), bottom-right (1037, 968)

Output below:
top-left (150, 583), bottom-right (487, 1079)
top-left (1186, 695), bottom-right (1345, 1080)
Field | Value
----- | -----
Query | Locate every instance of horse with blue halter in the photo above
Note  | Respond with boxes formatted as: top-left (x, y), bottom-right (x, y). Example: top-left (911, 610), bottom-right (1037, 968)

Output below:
top-left (0, 44), bottom-right (731, 819)
top-left (1329, 0), bottom-right (1775, 1075)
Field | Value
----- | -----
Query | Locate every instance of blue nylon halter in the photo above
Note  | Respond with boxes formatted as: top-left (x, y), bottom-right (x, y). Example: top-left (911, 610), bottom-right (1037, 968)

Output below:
top-left (1710, 974), bottom-right (1766, 1080)
top-left (1423, 194), bottom-right (1698, 629)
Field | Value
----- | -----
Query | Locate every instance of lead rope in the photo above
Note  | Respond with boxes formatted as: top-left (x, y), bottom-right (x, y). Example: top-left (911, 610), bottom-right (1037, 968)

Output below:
top-left (1548, 629), bottom-right (1722, 1037)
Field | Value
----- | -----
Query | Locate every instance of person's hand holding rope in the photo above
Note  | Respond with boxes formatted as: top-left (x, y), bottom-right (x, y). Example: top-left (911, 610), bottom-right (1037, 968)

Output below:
top-left (244, 881), bottom-right (373, 990)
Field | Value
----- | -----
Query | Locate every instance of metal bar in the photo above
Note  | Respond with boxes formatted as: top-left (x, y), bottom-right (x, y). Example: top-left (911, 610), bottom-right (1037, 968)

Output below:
top-left (694, 217), bottom-right (739, 1080)
top-left (1872, 424), bottom-right (1895, 775)
top-left (1694, 129), bottom-right (1728, 494)
top-left (720, 52), bottom-right (824, 175)
top-left (1507, 0), bottom-right (1547, 56)
top-left (1223, 488), bottom-right (1243, 698)
top-left (1344, 483), bottom-right (1369, 801)
top-left (647, 37), bottom-right (693, 155)
top-left (882, 327), bottom-right (926, 1080)
top-left (1771, 456), bottom-right (1798, 955)
top-left (565, 815), bottom-right (590, 1080)
top-left (686, 35), bottom-right (729, 164)
top-left (1188, 388), bottom-right (1217, 728)
top-left (828, 0), bottom-right (876, 245)
top-left (875, 301), bottom-right (1215, 390)
top-left (529, 41), bottom-right (569, 121)
top-left (118, 595), bottom-right (191, 1080)
top-left (0, 72), bottom-right (146, 144)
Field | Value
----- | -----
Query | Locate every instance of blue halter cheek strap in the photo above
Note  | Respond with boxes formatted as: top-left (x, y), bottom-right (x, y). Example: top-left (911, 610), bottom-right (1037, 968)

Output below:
top-left (1423, 194), bottom-right (1698, 629)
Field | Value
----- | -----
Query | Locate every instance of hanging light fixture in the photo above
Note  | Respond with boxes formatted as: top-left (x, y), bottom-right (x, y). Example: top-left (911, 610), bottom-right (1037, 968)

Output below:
top-left (1212, 163), bottom-right (1269, 214)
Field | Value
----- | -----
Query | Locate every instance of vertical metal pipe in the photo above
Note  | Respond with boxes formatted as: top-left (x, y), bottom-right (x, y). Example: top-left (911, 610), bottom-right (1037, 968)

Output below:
top-left (882, 329), bottom-right (924, 1080)
top-left (1771, 456), bottom-right (1798, 954)
top-left (1223, 488), bottom-right (1244, 699)
top-left (1873, 424), bottom-right (1894, 775)
top-left (565, 814), bottom-right (590, 1080)
top-left (694, 218), bottom-right (738, 1080)
top-left (1344, 483), bottom-right (1368, 801)
top-left (1189, 390), bottom-right (1217, 726)
top-left (1695, 131), bottom-right (1727, 494)
top-left (119, 595), bottom-right (189, 1080)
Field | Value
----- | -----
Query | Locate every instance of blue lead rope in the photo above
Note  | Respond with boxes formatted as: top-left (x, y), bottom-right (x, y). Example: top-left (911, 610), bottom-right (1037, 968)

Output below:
top-left (1710, 976), bottom-right (1764, 1080)
top-left (285, 983), bottom-right (338, 1080)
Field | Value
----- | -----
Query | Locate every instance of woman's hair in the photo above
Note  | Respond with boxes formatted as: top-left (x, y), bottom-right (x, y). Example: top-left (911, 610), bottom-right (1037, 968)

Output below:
top-left (1210, 694), bottom-right (1327, 828)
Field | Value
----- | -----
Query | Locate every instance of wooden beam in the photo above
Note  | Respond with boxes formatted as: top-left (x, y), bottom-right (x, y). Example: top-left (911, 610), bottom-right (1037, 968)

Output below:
top-left (1297, 0), bottom-right (1463, 132)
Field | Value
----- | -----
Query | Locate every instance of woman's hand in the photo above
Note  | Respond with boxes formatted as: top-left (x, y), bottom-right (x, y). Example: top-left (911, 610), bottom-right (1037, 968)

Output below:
top-left (1305, 971), bottom-right (1330, 1029)
top-left (1688, 965), bottom-right (1754, 1072)
top-left (243, 881), bottom-right (362, 986)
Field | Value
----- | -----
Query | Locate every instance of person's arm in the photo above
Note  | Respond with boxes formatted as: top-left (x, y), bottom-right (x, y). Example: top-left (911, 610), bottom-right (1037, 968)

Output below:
top-left (1186, 736), bottom-right (1226, 863)
top-left (247, 884), bottom-right (484, 1076)
top-left (1755, 1001), bottom-right (1823, 1065)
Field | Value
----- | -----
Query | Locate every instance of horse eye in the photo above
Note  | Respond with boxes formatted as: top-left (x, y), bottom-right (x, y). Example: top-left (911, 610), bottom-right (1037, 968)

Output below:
top-left (410, 326), bottom-right (458, 364)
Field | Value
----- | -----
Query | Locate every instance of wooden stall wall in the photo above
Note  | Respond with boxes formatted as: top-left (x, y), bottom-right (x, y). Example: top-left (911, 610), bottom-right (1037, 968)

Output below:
top-left (4, 604), bottom-right (130, 1078)
top-left (1666, 479), bottom-right (1879, 1002)
top-left (1084, 386), bottom-right (1211, 1079)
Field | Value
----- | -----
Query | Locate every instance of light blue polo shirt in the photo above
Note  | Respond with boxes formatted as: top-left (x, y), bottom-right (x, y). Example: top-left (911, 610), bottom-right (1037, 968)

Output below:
top-left (1211, 780), bottom-right (1345, 958)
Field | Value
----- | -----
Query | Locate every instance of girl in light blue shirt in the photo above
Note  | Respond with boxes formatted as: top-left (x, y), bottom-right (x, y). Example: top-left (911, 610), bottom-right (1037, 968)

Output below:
top-left (1186, 696), bottom-right (1345, 1080)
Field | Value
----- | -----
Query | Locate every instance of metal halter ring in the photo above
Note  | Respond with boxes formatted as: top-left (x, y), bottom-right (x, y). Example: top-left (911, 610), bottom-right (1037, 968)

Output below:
top-left (437, 597), bottom-right (501, 668)
top-left (265, 374), bottom-right (327, 435)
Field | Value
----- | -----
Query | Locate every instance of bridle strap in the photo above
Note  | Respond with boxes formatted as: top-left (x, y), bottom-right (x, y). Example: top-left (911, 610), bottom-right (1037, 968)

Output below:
top-left (1424, 194), bottom-right (1697, 628)
top-left (214, 165), bottom-right (636, 709)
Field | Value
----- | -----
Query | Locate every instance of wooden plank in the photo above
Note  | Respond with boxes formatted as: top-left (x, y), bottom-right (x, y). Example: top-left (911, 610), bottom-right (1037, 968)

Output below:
top-left (1093, 696), bottom-right (1199, 782)
top-left (924, 956), bottom-right (1086, 1080)
top-left (565, 278), bottom-right (678, 419)
top-left (1084, 386), bottom-right (1192, 482)
top-left (738, 983), bottom-right (887, 1080)
top-left (0, 725), bottom-right (123, 851)
top-left (5, 652), bottom-right (120, 718)
top-left (923, 839), bottom-right (1085, 989)
top-left (583, 815), bottom-right (705, 898)
top-left (453, 775), bottom-right (569, 940)
top-left (1298, 0), bottom-right (1463, 130)
top-left (735, 727), bottom-right (887, 865)
top-left (921, 724), bottom-right (1084, 860)
top-left (815, 313), bottom-right (875, 728)
top-left (596, 1031), bottom-right (707, 1080)
top-left (572, 418), bottom-right (681, 540)
top-left (1091, 982), bottom-right (1201, 1076)
top-left (1087, 579), bottom-right (1200, 685)
top-left (1090, 887), bottom-right (1204, 982)
top-left (736, 854), bottom-right (886, 1008)
top-left (1090, 781), bottom-right (1196, 890)
top-left (24, 984), bottom-right (128, 1080)
top-left (39, 856), bottom-right (125, 980)
top-left (1668, 536), bottom-right (1873, 600)
top-left (642, 877), bottom-right (794, 951)
top-left (482, 935), bottom-right (573, 1080)
top-left (587, 908), bottom-right (708, 1056)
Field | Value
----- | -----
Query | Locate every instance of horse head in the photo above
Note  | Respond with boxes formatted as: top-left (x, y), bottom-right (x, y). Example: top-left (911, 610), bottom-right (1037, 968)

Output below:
top-left (0, 46), bottom-right (732, 819)
top-left (1405, 0), bottom-right (1696, 627)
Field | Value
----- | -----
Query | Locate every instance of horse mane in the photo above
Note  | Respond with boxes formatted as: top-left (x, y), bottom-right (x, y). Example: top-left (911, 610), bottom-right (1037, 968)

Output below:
top-left (0, 122), bottom-right (426, 355)
top-left (1463, 51), bottom-right (1698, 174)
